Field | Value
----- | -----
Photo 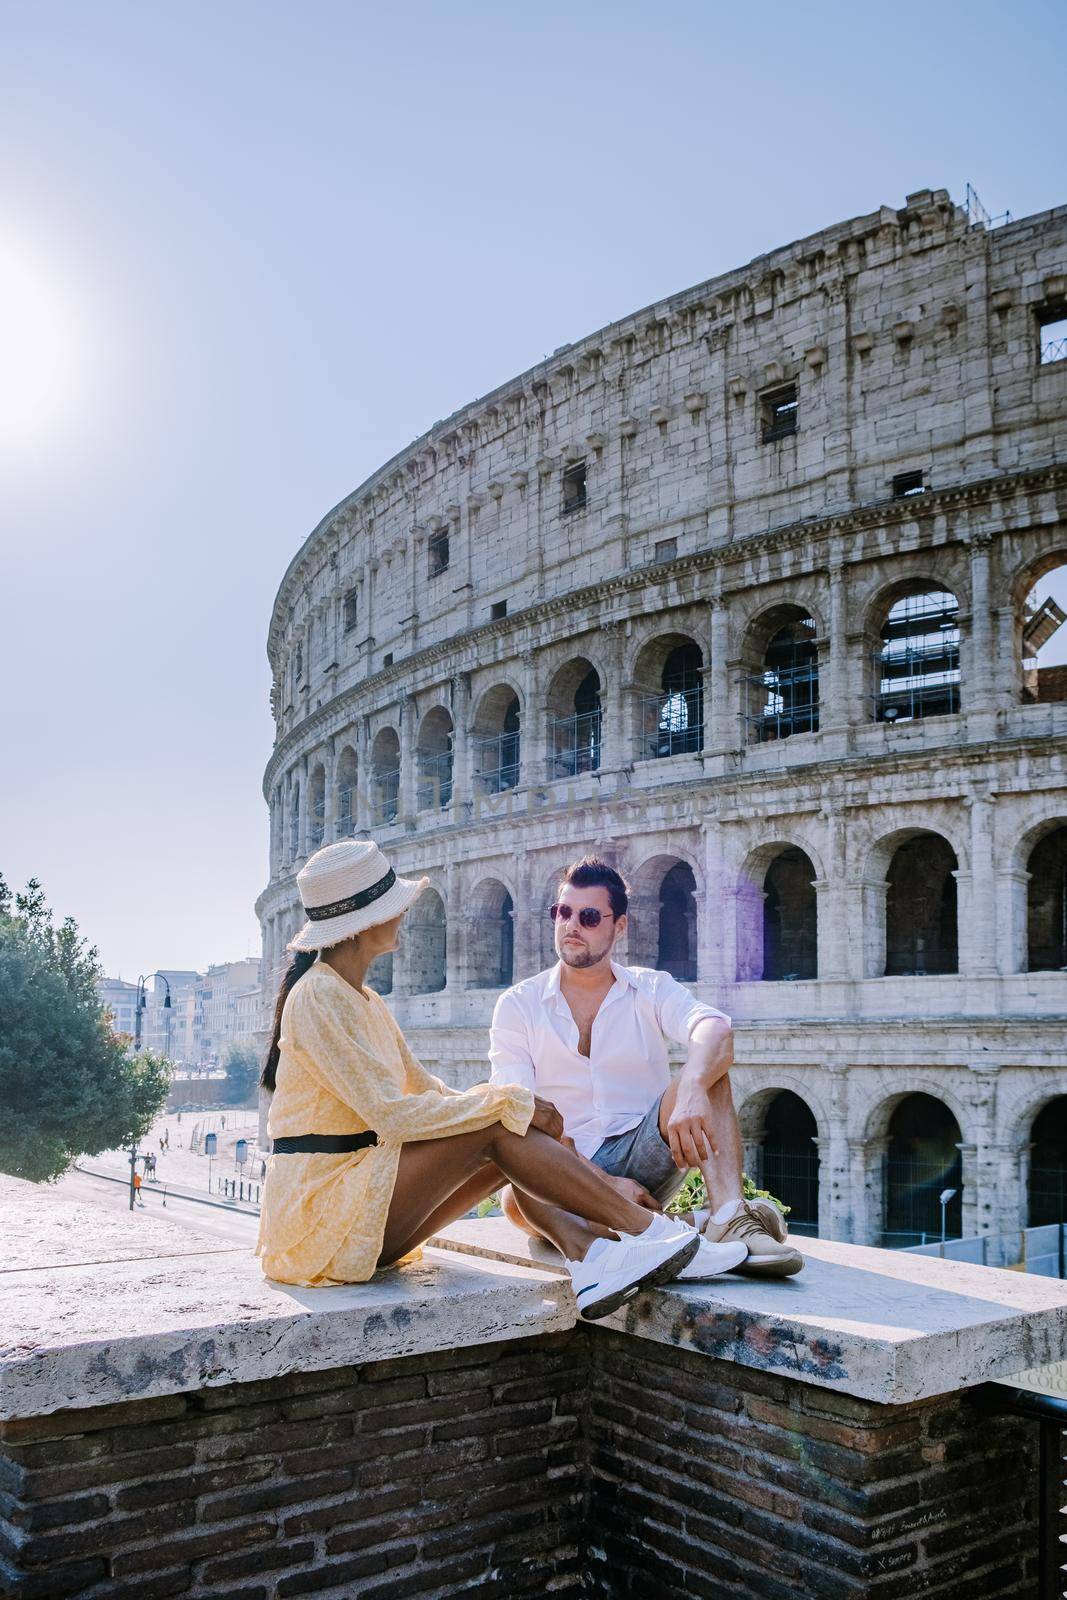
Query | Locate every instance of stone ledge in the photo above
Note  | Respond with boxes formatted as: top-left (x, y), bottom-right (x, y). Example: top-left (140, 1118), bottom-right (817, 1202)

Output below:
top-left (0, 1177), bottom-right (571, 1421)
top-left (430, 1218), bottom-right (1067, 1405)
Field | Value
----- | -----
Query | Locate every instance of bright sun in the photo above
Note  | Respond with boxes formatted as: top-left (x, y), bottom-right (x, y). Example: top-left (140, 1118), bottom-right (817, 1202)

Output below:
top-left (0, 234), bottom-right (86, 453)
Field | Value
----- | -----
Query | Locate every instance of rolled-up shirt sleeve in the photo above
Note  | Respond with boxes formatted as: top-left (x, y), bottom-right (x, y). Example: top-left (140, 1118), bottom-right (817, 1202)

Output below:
top-left (652, 971), bottom-right (731, 1047)
top-left (488, 989), bottom-right (537, 1093)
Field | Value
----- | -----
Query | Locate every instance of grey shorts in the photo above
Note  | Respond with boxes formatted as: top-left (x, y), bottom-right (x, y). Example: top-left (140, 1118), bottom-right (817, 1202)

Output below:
top-left (590, 1093), bottom-right (686, 1205)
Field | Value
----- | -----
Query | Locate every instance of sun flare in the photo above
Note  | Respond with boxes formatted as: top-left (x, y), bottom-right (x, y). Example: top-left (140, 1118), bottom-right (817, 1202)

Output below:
top-left (0, 234), bottom-right (87, 453)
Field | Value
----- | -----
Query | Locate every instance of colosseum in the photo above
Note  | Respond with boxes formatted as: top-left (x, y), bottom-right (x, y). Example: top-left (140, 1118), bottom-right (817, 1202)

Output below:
top-left (258, 187), bottom-right (1067, 1256)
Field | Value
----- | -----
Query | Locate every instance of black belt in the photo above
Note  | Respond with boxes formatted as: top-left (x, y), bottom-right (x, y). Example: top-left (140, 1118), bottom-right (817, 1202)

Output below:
top-left (271, 1132), bottom-right (378, 1154)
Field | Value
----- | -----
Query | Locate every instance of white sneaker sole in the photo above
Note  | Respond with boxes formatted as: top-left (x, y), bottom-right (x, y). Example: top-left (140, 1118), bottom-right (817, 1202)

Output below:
top-left (677, 1239), bottom-right (749, 1281)
top-left (576, 1233), bottom-right (700, 1322)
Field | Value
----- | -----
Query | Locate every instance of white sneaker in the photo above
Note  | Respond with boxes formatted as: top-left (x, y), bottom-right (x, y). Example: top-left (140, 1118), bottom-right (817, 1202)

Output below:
top-left (566, 1212), bottom-right (699, 1322)
top-left (675, 1231), bottom-right (749, 1281)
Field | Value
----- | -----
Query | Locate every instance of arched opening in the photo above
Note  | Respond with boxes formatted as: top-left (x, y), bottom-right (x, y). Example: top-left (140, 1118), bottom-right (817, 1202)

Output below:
top-left (883, 1093), bottom-right (963, 1246)
top-left (473, 685), bottom-right (521, 794)
top-left (1020, 558), bottom-right (1067, 704)
top-left (370, 728), bottom-right (401, 825)
top-left (635, 635), bottom-right (704, 760)
top-left (308, 764), bottom-right (326, 851)
top-left (760, 1091), bottom-right (820, 1235)
top-left (1028, 825), bottom-right (1067, 971)
top-left (746, 608), bottom-right (819, 742)
top-left (763, 848), bottom-right (818, 980)
top-left (335, 746), bottom-right (358, 839)
top-left (467, 881), bottom-right (515, 988)
top-left (885, 833), bottom-right (958, 975)
top-left (873, 584), bottom-right (960, 723)
top-left (407, 888), bottom-right (447, 994)
top-left (1029, 1098), bottom-right (1067, 1226)
top-left (289, 783), bottom-right (301, 862)
top-left (657, 862), bottom-right (697, 981)
top-left (548, 659), bottom-right (602, 780)
top-left (416, 707), bottom-right (454, 812)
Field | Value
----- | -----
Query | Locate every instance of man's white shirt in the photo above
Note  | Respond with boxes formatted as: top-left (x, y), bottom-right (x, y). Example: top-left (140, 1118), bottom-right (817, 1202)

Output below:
top-left (488, 960), bottom-right (730, 1158)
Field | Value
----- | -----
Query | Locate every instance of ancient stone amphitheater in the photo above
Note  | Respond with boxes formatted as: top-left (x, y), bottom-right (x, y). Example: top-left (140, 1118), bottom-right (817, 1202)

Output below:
top-left (258, 188), bottom-right (1067, 1251)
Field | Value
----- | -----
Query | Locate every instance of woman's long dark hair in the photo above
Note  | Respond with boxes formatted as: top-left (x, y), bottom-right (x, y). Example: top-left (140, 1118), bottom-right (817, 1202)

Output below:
top-left (261, 950), bottom-right (318, 1092)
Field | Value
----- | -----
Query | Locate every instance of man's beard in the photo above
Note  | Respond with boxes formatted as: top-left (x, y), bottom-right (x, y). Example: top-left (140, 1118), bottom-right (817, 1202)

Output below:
top-left (559, 943), bottom-right (608, 970)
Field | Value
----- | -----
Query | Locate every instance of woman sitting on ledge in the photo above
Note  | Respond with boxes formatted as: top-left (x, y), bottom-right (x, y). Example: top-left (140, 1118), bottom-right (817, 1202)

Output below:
top-left (255, 839), bottom-right (710, 1320)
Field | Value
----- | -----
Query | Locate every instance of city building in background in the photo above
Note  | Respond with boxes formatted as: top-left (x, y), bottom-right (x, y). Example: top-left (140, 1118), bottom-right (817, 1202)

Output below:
top-left (96, 959), bottom-right (262, 1068)
top-left (258, 188), bottom-right (1067, 1252)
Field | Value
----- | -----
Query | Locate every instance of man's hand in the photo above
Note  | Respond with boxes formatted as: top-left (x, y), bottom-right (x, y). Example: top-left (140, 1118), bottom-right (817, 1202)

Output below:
top-left (600, 1173), bottom-right (661, 1211)
top-left (666, 1084), bottom-right (720, 1171)
top-left (529, 1097), bottom-right (564, 1140)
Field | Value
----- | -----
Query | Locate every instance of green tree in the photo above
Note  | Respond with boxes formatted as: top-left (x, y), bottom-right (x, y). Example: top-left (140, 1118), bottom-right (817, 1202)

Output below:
top-left (0, 874), bottom-right (171, 1182)
top-left (221, 1043), bottom-right (262, 1108)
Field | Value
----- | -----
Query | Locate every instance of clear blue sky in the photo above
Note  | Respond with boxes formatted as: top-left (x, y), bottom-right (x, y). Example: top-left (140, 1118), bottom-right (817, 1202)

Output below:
top-left (1, 0), bottom-right (1064, 980)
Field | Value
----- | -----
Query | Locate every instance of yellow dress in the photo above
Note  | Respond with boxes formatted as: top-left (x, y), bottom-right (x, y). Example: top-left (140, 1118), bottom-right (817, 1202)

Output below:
top-left (254, 960), bottom-right (533, 1286)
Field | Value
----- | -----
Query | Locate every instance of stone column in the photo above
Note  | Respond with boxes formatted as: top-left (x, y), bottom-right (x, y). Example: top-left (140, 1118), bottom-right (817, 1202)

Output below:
top-left (996, 866), bottom-right (1031, 974)
top-left (521, 648), bottom-right (546, 788)
top-left (822, 564), bottom-right (849, 730)
top-left (823, 1064), bottom-right (852, 1242)
top-left (965, 1063), bottom-right (1000, 1241)
top-left (966, 792), bottom-right (997, 975)
top-left (450, 672), bottom-right (471, 819)
top-left (707, 595), bottom-right (734, 753)
top-left (816, 806), bottom-right (850, 980)
top-left (444, 863), bottom-right (467, 992)
top-left (323, 742), bottom-right (336, 844)
top-left (957, 1143), bottom-right (979, 1242)
top-left (966, 532), bottom-right (995, 716)
top-left (850, 1136), bottom-right (889, 1247)
top-left (700, 819), bottom-right (729, 989)
top-left (857, 876), bottom-right (888, 978)
top-left (399, 695), bottom-right (418, 827)
top-left (598, 622), bottom-right (626, 774)
top-left (512, 852), bottom-right (537, 980)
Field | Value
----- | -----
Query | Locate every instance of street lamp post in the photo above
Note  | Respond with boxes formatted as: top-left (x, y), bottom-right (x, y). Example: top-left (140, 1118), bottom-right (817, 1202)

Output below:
top-left (134, 972), bottom-right (172, 1052)
top-left (939, 1187), bottom-right (957, 1252)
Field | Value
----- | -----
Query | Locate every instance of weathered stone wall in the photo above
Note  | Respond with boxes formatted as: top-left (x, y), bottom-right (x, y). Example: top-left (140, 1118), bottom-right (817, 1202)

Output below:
top-left (0, 1333), bottom-right (587, 1600)
top-left (0, 1327), bottom-right (1041, 1599)
top-left (257, 189), bottom-right (1067, 1250)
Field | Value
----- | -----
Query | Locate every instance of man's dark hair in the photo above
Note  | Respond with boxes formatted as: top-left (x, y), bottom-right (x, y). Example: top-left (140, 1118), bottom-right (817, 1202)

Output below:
top-left (559, 857), bottom-right (629, 919)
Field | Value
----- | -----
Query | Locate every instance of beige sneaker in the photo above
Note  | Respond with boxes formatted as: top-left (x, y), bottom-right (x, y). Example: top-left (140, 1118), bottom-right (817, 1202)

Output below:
top-left (702, 1199), bottom-right (804, 1278)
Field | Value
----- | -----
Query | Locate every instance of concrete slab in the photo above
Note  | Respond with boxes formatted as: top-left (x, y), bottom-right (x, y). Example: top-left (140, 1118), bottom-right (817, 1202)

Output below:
top-left (430, 1219), bottom-right (1067, 1404)
top-left (0, 1177), bottom-right (572, 1420)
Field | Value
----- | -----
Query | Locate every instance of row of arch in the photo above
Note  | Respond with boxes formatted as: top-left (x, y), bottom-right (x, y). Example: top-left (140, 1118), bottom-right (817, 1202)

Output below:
top-left (273, 560), bottom-right (1065, 852)
top-left (263, 822), bottom-right (1067, 998)
top-left (749, 1089), bottom-right (1067, 1243)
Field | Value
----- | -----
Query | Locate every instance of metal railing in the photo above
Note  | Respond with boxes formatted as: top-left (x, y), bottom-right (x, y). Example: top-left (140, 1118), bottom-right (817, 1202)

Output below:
top-left (371, 768), bottom-right (400, 824)
top-left (474, 731), bottom-right (520, 793)
top-left (417, 751), bottom-right (454, 811)
top-left (759, 1148), bottom-right (819, 1228)
top-left (882, 1156), bottom-right (963, 1244)
top-left (639, 689), bottom-right (703, 759)
top-left (335, 794), bottom-right (358, 837)
top-left (874, 642), bottom-right (961, 722)
top-left (1042, 334), bottom-right (1067, 366)
top-left (748, 665), bottom-right (820, 741)
top-left (991, 1387), bottom-right (1066, 1600)
top-left (548, 709), bottom-right (602, 779)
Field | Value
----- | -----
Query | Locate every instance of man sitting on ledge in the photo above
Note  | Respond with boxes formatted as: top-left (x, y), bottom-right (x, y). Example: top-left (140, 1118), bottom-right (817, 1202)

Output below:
top-left (489, 857), bottom-right (803, 1278)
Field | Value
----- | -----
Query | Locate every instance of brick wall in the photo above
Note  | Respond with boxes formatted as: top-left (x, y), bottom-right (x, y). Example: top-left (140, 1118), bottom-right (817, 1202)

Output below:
top-left (0, 1333), bottom-right (586, 1600)
top-left (0, 1328), bottom-right (1043, 1599)
top-left (586, 1331), bottom-right (1039, 1599)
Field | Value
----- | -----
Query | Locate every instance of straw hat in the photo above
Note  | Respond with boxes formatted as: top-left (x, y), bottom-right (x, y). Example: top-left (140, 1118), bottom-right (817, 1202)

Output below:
top-left (287, 839), bottom-right (429, 953)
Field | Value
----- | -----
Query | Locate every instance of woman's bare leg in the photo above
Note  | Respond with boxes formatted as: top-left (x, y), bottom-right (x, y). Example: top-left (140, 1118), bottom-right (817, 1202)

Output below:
top-left (377, 1123), bottom-right (656, 1268)
top-left (382, 1162), bottom-right (502, 1265)
top-left (501, 1184), bottom-right (612, 1259)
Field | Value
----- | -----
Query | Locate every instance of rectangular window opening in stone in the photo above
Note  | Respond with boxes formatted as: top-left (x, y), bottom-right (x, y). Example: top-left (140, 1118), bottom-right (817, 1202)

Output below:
top-left (654, 537), bottom-right (678, 563)
top-left (490, 600), bottom-right (508, 621)
top-left (760, 382), bottom-right (798, 443)
top-left (892, 470), bottom-right (926, 498)
top-left (382, 652), bottom-right (393, 667)
top-left (1037, 305), bottom-right (1067, 365)
top-left (342, 589), bottom-right (358, 632)
top-left (428, 529), bottom-right (450, 578)
top-left (561, 461), bottom-right (587, 514)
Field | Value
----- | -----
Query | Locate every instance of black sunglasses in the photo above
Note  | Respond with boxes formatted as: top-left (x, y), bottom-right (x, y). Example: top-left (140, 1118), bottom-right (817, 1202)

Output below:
top-left (550, 903), bottom-right (614, 929)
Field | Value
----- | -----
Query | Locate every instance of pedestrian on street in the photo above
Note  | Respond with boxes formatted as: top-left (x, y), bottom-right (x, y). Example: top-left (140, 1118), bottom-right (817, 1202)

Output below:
top-left (133, 1171), bottom-right (145, 1208)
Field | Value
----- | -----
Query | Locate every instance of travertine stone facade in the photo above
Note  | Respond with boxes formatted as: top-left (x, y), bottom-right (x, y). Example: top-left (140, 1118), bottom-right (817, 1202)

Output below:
top-left (258, 189), bottom-right (1067, 1250)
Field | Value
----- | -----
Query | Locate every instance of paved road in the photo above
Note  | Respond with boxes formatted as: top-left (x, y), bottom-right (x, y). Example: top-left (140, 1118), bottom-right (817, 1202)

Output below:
top-left (54, 1166), bottom-right (260, 1249)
